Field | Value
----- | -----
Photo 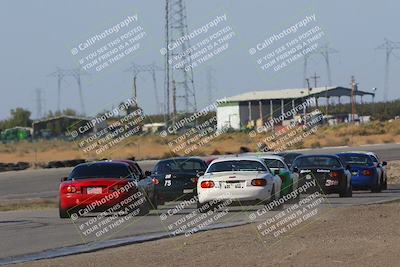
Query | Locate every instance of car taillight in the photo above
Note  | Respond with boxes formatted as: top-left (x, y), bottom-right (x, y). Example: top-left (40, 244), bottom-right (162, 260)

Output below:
top-left (278, 175), bottom-right (285, 182)
top-left (152, 178), bottom-right (159, 185)
top-left (200, 181), bottom-right (215, 188)
top-left (363, 169), bottom-right (373, 176)
top-left (251, 179), bottom-right (267, 186)
top-left (329, 171), bottom-right (340, 179)
top-left (66, 185), bottom-right (77, 193)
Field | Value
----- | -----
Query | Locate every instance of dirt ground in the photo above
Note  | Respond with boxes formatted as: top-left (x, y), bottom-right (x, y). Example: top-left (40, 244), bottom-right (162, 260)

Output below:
top-left (10, 201), bottom-right (400, 267)
top-left (387, 160), bottom-right (400, 184)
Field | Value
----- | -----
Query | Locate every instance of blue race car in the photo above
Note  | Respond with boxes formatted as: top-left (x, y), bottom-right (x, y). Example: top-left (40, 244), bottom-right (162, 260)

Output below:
top-left (337, 153), bottom-right (381, 192)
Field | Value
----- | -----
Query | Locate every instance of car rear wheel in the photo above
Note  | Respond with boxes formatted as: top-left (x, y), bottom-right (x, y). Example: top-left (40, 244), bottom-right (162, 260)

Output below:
top-left (371, 176), bottom-right (382, 193)
top-left (269, 186), bottom-right (283, 210)
top-left (148, 193), bottom-right (158, 210)
top-left (59, 207), bottom-right (70, 218)
top-left (382, 176), bottom-right (388, 190)
top-left (340, 180), bottom-right (352, 198)
top-left (137, 200), bottom-right (150, 216)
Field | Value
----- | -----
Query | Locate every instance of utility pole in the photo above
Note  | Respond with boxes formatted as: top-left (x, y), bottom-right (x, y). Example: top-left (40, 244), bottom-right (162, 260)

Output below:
top-left (350, 76), bottom-right (358, 122)
top-left (310, 72), bottom-right (320, 88)
top-left (165, 0), bottom-right (197, 116)
top-left (376, 38), bottom-right (400, 102)
top-left (48, 68), bottom-right (87, 115)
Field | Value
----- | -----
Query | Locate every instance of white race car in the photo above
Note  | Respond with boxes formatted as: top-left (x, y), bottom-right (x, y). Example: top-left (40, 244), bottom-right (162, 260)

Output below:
top-left (197, 157), bottom-right (282, 211)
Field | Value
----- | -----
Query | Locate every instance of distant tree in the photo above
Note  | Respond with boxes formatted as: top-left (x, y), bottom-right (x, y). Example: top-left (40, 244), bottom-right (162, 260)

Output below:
top-left (0, 108), bottom-right (32, 130)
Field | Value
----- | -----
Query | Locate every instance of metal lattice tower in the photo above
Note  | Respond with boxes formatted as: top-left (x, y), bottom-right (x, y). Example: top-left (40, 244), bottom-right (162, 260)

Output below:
top-left (376, 38), bottom-right (400, 101)
top-left (206, 66), bottom-right (216, 104)
top-left (48, 68), bottom-right (87, 115)
top-left (164, 0), bottom-right (197, 116)
top-left (125, 62), bottom-right (164, 112)
top-left (35, 88), bottom-right (44, 119)
top-left (303, 43), bottom-right (338, 87)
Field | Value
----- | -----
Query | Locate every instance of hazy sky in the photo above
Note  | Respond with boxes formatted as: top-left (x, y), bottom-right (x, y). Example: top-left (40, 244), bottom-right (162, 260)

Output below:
top-left (0, 0), bottom-right (399, 120)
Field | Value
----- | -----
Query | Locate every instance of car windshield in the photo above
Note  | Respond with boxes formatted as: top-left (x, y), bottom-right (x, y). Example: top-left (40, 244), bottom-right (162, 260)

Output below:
top-left (276, 153), bottom-right (301, 166)
top-left (293, 156), bottom-right (342, 169)
top-left (207, 160), bottom-right (267, 173)
top-left (338, 155), bottom-right (374, 167)
top-left (263, 159), bottom-right (286, 169)
top-left (154, 159), bottom-right (206, 174)
top-left (69, 164), bottom-right (132, 179)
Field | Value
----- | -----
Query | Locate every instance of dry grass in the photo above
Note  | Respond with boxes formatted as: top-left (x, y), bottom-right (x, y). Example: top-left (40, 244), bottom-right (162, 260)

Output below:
top-left (0, 121), bottom-right (399, 163)
top-left (0, 199), bottom-right (57, 211)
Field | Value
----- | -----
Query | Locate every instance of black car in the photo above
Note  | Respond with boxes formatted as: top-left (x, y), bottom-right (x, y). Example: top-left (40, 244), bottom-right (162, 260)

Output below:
top-left (291, 154), bottom-right (352, 197)
top-left (274, 152), bottom-right (303, 168)
top-left (150, 157), bottom-right (207, 202)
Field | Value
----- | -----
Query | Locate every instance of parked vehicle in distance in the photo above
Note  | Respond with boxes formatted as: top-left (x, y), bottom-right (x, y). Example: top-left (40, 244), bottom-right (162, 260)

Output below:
top-left (150, 157), bottom-right (207, 202)
top-left (197, 157), bottom-right (282, 211)
top-left (257, 155), bottom-right (299, 200)
top-left (336, 153), bottom-right (381, 192)
top-left (111, 159), bottom-right (159, 209)
top-left (274, 152), bottom-right (303, 168)
top-left (291, 155), bottom-right (352, 197)
top-left (59, 161), bottom-right (149, 218)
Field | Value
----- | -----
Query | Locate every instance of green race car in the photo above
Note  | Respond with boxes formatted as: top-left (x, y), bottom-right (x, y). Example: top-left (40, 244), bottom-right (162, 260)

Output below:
top-left (258, 155), bottom-right (299, 199)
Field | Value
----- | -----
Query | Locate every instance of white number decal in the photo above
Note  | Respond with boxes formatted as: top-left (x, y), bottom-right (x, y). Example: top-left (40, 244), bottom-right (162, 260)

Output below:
top-left (165, 180), bottom-right (172, 186)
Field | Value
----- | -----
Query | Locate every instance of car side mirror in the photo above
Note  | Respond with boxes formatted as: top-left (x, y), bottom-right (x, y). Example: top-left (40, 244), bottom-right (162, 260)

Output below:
top-left (197, 171), bottom-right (205, 177)
top-left (61, 176), bottom-right (68, 182)
top-left (144, 170), bottom-right (152, 177)
top-left (292, 167), bottom-right (299, 173)
top-left (382, 161), bottom-right (387, 166)
top-left (346, 164), bottom-right (351, 170)
top-left (274, 169), bottom-right (280, 175)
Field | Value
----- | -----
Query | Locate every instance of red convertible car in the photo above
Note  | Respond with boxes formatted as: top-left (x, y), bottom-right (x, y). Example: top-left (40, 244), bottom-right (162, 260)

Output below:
top-left (59, 161), bottom-right (149, 218)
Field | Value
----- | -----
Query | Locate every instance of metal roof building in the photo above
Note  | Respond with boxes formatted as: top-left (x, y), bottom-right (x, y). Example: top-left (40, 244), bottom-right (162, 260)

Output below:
top-left (217, 86), bottom-right (375, 130)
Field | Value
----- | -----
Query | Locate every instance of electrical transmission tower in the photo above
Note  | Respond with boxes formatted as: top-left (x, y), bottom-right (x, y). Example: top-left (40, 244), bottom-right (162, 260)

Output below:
top-left (35, 88), bottom-right (44, 119)
top-left (303, 43), bottom-right (338, 87)
top-left (376, 38), bottom-right (400, 101)
top-left (48, 67), bottom-right (87, 115)
top-left (206, 66), bottom-right (216, 104)
top-left (164, 0), bottom-right (197, 118)
top-left (125, 62), bottom-right (164, 113)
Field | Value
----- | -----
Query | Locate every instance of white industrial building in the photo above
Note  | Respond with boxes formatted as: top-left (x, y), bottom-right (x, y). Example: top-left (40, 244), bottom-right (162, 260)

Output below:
top-left (216, 86), bottom-right (375, 130)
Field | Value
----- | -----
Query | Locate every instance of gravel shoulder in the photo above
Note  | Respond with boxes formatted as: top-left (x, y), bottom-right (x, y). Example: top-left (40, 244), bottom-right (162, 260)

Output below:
top-left (9, 201), bottom-right (400, 267)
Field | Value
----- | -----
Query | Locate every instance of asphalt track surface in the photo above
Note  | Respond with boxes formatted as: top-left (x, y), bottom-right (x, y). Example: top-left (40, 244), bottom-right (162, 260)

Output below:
top-left (0, 143), bottom-right (400, 264)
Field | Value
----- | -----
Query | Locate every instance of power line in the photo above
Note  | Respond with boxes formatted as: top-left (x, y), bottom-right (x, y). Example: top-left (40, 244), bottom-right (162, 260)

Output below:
top-left (376, 38), bottom-right (400, 101)
top-left (48, 68), bottom-right (88, 115)
top-left (125, 62), bottom-right (164, 113)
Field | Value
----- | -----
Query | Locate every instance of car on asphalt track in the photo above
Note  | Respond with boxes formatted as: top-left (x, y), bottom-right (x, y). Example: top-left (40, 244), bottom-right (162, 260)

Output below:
top-left (291, 154), bottom-right (352, 197)
top-left (197, 157), bottom-right (282, 211)
top-left (347, 151), bottom-right (388, 190)
top-left (111, 159), bottom-right (159, 209)
top-left (274, 152), bottom-right (303, 168)
top-left (59, 161), bottom-right (149, 218)
top-left (336, 153), bottom-right (382, 192)
top-left (257, 154), bottom-right (299, 200)
top-left (149, 157), bottom-right (207, 202)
